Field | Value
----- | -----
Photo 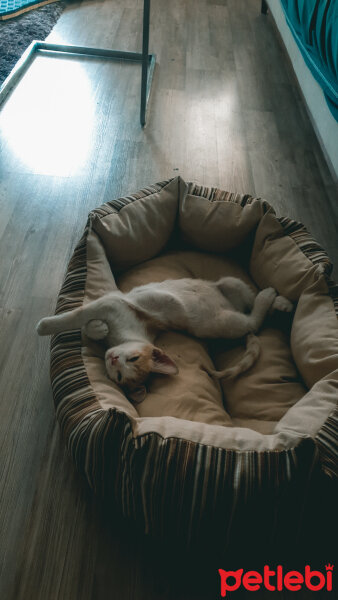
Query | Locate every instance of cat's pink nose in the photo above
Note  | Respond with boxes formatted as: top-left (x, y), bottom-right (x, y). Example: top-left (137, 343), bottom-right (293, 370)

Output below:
top-left (110, 354), bottom-right (119, 365)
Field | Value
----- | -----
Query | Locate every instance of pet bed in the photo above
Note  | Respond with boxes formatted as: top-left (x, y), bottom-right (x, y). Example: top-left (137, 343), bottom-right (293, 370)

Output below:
top-left (50, 176), bottom-right (337, 547)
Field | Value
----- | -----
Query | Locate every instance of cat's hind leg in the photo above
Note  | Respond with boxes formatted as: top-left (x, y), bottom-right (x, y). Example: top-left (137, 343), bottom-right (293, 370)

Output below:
top-left (37, 295), bottom-right (112, 336)
top-left (272, 295), bottom-right (293, 312)
top-left (216, 277), bottom-right (255, 313)
top-left (248, 287), bottom-right (277, 331)
top-left (38, 313), bottom-right (109, 340)
top-left (207, 287), bottom-right (277, 339)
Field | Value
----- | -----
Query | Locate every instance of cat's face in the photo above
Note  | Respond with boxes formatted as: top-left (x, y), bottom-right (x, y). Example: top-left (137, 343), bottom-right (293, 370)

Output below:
top-left (105, 341), bottom-right (178, 403)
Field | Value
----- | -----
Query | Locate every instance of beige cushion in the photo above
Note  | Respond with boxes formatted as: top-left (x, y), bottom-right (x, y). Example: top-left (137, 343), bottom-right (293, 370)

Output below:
top-left (91, 177), bottom-right (180, 271)
top-left (117, 250), bottom-right (256, 292)
top-left (84, 227), bottom-right (118, 301)
top-left (82, 349), bottom-right (139, 417)
top-left (291, 276), bottom-right (338, 388)
top-left (179, 193), bottom-right (271, 252)
top-left (215, 328), bottom-right (307, 422)
top-left (137, 332), bottom-right (233, 426)
top-left (249, 212), bottom-right (321, 301)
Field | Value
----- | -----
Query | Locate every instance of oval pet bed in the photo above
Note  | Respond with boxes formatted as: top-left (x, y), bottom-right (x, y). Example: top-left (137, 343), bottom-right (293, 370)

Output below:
top-left (50, 177), bottom-right (338, 548)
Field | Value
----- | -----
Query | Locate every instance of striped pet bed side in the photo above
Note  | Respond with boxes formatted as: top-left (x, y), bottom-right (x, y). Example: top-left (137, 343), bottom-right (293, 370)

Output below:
top-left (50, 224), bottom-right (105, 477)
top-left (50, 181), bottom-right (336, 544)
top-left (51, 179), bottom-right (172, 475)
top-left (278, 217), bottom-right (334, 277)
top-left (315, 405), bottom-right (338, 479)
top-left (187, 182), bottom-right (273, 212)
top-left (278, 216), bottom-right (338, 478)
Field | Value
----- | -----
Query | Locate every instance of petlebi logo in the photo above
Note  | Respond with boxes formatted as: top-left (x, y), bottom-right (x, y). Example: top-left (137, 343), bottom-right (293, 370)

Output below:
top-left (218, 564), bottom-right (334, 596)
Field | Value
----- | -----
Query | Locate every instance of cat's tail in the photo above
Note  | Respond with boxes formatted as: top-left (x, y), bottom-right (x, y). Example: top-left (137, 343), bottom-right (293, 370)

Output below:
top-left (206, 333), bottom-right (260, 380)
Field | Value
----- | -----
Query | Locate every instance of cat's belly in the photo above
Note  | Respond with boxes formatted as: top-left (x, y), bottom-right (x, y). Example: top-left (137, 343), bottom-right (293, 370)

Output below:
top-left (128, 279), bottom-right (234, 333)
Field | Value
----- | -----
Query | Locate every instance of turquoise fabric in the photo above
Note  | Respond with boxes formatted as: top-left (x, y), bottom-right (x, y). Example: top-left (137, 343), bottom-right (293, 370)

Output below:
top-left (0, 0), bottom-right (55, 18)
top-left (280, 0), bottom-right (338, 121)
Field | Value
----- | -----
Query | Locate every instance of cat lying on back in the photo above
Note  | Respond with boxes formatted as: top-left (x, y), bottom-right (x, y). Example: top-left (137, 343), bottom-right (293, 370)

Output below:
top-left (37, 277), bottom-right (293, 402)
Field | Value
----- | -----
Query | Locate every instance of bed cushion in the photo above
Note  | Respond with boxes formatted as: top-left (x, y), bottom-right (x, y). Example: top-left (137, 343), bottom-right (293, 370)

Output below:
top-left (216, 328), bottom-right (307, 428)
top-left (135, 332), bottom-right (233, 426)
top-left (91, 177), bottom-right (182, 271)
top-left (179, 191), bottom-right (269, 252)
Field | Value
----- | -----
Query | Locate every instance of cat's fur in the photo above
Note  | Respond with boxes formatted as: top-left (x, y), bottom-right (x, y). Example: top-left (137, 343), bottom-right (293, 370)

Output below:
top-left (37, 277), bottom-right (293, 402)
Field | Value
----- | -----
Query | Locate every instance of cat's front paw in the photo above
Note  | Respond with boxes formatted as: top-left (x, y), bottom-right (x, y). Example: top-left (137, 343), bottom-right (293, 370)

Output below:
top-left (273, 295), bottom-right (293, 313)
top-left (85, 319), bottom-right (109, 340)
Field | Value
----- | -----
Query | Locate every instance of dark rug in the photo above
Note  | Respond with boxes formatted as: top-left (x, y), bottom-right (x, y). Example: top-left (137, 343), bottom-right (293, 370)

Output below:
top-left (0, 1), bottom-right (67, 86)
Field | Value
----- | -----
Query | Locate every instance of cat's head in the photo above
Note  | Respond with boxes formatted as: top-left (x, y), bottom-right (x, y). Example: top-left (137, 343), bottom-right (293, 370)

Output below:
top-left (105, 341), bottom-right (178, 403)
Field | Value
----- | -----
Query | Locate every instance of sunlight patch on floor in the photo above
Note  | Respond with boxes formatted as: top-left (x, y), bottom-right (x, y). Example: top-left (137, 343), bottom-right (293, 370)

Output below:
top-left (0, 56), bottom-right (96, 177)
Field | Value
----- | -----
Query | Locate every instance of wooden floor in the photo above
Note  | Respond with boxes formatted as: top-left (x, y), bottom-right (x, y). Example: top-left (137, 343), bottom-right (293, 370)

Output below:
top-left (0, 1), bottom-right (337, 598)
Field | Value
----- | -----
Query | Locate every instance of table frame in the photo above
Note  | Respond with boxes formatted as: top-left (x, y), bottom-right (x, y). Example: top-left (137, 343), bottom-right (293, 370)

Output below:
top-left (0, 0), bottom-right (155, 126)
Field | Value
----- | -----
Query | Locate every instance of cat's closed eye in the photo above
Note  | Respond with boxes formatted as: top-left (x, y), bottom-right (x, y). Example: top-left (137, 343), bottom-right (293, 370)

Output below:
top-left (127, 356), bottom-right (139, 363)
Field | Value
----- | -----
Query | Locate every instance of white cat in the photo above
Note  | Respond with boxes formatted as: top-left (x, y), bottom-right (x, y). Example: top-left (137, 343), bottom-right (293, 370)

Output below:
top-left (37, 277), bottom-right (293, 402)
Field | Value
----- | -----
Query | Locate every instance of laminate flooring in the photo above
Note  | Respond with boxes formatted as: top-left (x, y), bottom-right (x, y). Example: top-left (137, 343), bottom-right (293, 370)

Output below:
top-left (0, 1), bottom-right (337, 598)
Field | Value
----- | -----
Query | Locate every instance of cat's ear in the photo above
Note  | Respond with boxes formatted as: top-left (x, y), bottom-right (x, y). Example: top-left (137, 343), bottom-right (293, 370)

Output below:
top-left (151, 348), bottom-right (179, 375)
top-left (127, 385), bottom-right (147, 404)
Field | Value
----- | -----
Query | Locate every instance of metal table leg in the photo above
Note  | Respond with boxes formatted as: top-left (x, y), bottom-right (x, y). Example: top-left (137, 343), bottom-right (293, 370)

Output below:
top-left (0, 1), bottom-right (156, 127)
top-left (141, 0), bottom-right (151, 126)
top-left (261, 0), bottom-right (269, 15)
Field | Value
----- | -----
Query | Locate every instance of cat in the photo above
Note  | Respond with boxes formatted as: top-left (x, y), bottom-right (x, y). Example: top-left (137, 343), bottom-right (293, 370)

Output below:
top-left (37, 277), bottom-right (293, 402)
